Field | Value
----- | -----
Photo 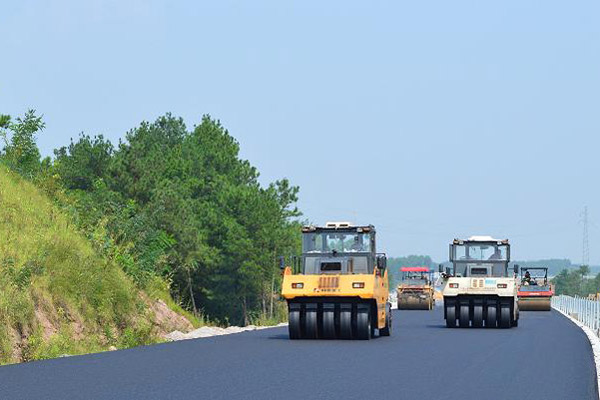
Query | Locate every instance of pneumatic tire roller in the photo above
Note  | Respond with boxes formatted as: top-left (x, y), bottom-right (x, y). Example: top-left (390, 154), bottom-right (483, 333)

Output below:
top-left (281, 223), bottom-right (392, 340)
top-left (440, 236), bottom-right (519, 329)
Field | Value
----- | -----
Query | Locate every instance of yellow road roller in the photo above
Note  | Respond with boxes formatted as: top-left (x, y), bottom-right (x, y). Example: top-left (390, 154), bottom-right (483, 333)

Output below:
top-left (397, 267), bottom-right (435, 310)
top-left (518, 267), bottom-right (553, 311)
top-left (281, 222), bottom-right (392, 340)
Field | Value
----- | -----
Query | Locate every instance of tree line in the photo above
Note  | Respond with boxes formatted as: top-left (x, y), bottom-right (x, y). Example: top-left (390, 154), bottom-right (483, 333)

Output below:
top-left (1, 110), bottom-right (302, 325)
top-left (551, 266), bottom-right (600, 296)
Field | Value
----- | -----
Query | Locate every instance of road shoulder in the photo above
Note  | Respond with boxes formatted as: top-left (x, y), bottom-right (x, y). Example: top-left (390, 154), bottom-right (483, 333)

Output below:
top-left (553, 307), bottom-right (600, 400)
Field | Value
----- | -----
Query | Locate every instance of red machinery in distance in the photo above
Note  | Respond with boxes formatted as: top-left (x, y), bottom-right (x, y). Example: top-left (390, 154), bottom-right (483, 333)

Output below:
top-left (518, 267), bottom-right (554, 311)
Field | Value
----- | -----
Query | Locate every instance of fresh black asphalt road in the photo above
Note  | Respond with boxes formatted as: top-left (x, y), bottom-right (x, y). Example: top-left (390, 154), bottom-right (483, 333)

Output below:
top-left (0, 307), bottom-right (596, 400)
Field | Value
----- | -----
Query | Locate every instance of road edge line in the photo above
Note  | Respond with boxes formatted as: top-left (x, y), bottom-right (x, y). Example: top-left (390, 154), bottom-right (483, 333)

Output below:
top-left (553, 307), bottom-right (600, 400)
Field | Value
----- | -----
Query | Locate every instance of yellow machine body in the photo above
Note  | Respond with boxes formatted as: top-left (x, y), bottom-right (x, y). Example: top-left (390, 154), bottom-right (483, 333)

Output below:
top-left (282, 266), bottom-right (390, 329)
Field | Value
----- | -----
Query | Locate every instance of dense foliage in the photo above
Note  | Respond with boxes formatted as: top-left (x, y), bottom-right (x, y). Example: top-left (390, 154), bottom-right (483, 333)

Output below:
top-left (551, 266), bottom-right (600, 296)
top-left (0, 110), bottom-right (46, 176)
top-left (2, 110), bottom-right (301, 326)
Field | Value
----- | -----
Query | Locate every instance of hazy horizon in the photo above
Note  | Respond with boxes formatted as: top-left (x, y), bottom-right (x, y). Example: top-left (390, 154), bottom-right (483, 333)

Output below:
top-left (2, 1), bottom-right (598, 263)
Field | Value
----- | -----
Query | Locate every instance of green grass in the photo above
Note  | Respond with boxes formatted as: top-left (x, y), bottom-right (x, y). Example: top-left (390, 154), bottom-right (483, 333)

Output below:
top-left (247, 301), bottom-right (288, 327)
top-left (0, 166), bottom-right (166, 363)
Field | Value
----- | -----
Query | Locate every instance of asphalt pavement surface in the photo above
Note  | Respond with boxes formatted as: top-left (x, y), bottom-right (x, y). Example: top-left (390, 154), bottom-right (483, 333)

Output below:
top-left (0, 307), bottom-right (596, 400)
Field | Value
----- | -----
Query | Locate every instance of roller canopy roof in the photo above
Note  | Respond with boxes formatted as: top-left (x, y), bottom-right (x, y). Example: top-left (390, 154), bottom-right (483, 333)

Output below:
top-left (453, 236), bottom-right (509, 244)
top-left (401, 267), bottom-right (431, 272)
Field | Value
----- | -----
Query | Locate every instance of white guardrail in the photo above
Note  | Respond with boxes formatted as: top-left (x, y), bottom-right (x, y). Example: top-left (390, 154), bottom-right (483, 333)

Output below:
top-left (552, 295), bottom-right (600, 336)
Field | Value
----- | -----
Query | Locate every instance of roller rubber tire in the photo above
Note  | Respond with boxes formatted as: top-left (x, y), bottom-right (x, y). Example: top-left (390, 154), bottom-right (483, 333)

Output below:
top-left (305, 309), bottom-right (318, 338)
top-left (472, 305), bottom-right (484, 328)
top-left (459, 305), bottom-right (470, 328)
top-left (322, 309), bottom-right (336, 339)
top-left (380, 305), bottom-right (392, 336)
top-left (485, 304), bottom-right (497, 328)
top-left (288, 310), bottom-right (302, 339)
top-left (356, 309), bottom-right (371, 340)
top-left (339, 309), bottom-right (353, 339)
top-left (446, 304), bottom-right (456, 328)
top-left (499, 305), bottom-right (511, 329)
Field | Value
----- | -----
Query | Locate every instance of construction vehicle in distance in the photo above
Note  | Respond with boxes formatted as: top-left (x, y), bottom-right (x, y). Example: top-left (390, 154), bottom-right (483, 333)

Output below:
top-left (518, 267), bottom-right (553, 311)
top-left (396, 267), bottom-right (435, 310)
top-left (281, 222), bottom-right (392, 340)
top-left (439, 236), bottom-right (519, 328)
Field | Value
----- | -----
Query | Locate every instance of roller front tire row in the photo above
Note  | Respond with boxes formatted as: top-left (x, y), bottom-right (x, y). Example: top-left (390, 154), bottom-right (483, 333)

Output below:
top-left (445, 301), bottom-right (518, 329)
top-left (288, 302), bottom-right (391, 340)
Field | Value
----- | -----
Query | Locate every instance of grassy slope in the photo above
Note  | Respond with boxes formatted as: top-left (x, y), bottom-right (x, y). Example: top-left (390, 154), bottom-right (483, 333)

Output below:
top-left (0, 166), bottom-right (189, 363)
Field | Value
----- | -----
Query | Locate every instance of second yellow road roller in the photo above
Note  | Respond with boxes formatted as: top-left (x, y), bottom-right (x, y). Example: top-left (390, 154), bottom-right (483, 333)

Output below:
top-left (396, 267), bottom-right (435, 310)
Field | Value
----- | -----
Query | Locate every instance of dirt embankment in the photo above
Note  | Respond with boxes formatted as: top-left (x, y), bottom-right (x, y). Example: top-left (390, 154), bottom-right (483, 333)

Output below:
top-left (146, 297), bottom-right (194, 337)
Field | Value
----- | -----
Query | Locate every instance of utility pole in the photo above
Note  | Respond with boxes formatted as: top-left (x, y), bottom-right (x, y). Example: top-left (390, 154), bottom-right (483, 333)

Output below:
top-left (582, 206), bottom-right (590, 268)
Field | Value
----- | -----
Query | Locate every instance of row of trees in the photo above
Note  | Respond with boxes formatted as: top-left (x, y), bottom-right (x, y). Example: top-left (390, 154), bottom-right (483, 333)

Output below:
top-left (1, 110), bottom-right (302, 325)
top-left (551, 266), bottom-right (600, 296)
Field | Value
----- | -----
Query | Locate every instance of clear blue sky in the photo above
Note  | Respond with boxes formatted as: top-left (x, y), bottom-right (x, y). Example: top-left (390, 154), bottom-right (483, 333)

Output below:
top-left (2, 0), bottom-right (598, 263)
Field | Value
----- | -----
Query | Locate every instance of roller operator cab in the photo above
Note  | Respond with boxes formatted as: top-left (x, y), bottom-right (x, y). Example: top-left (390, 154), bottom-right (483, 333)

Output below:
top-left (440, 236), bottom-right (519, 328)
top-left (281, 222), bottom-right (392, 340)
